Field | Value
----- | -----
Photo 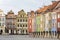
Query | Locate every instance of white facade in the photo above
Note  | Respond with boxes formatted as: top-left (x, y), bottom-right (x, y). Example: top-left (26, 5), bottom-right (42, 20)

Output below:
top-left (44, 12), bottom-right (52, 31)
top-left (0, 9), bottom-right (5, 34)
top-left (44, 13), bottom-right (50, 31)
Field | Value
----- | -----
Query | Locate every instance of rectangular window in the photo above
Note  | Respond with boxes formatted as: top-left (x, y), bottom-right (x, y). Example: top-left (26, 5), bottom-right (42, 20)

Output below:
top-left (20, 15), bottom-right (24, 17)
top-left (20, 15), bottom-right (22, 17)
top-left (30, 25), bottom-right (31, 28)
top-left (0, 23), bottom-right (1, 26)
top-left (41, 17), bottom-right (42, 21)
top-left (58, 22), bottom-right (60, 28)
top-left (52, 16), bottom-right (54, 19)
top-left (40, 24), bottom-right (42, 28)
top-left (29, 19), bottom-right (32, 23)
top-left (52, 13), bottom-right (56, 19)
top-left (18, 19), bottom-right (19, 22)
top-left (18, 24), bottom-right (19, 27)
top-left (23, 19), bottom-right (24, 22)
top-left (58, 14), bottom-right (60, 18)
top-left (26, 24), bottom-right (27, 27)
top-left (20, 19), bottom-right (22, 22)
top-left (2, 18), bottom-right (4, 21)
top-left (26, 19), bottom-right (27, 22)
top-left (20, 24), bottom-right (22, 27)
top-left (55, 15), bottom-right (57, 19)
top-left (22, 15), bottom-right (23, 17)
top-left (23, 24), bottom-right (24, 27)
top-left (2, 23), bottom-right (4, 26)
top-left (0, 18), bottom-right (1, 21)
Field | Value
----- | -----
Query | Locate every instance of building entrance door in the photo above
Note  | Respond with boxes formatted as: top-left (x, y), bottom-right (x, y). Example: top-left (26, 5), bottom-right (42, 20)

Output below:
top-left (0, 30), bottom-right (3, 34)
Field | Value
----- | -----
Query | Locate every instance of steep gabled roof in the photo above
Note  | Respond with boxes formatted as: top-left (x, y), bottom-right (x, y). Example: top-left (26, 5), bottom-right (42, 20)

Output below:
top-left (36, 1), bottom-right (59, 13)
top-left (36, 6), bottom-right (49, 13)
top-left (48, 1), bottom-right (59, 10)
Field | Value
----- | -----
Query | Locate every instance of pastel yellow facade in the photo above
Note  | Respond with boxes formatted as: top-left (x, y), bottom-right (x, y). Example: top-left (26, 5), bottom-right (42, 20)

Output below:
top-left (40, 14), bottom-right (45, 32)
top-left (16, 10), bottom-right (28, 34)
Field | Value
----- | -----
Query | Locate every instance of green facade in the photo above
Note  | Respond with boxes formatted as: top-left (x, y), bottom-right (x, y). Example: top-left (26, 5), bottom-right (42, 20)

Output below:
top-left (36, 16), bottom-right (40, 32)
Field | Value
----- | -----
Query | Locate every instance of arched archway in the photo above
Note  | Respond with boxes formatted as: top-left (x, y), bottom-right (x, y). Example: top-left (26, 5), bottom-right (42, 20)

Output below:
top-left (5, 27), bottom-right (9, 33)
top-left (0, 30), bottom-right (3, 34)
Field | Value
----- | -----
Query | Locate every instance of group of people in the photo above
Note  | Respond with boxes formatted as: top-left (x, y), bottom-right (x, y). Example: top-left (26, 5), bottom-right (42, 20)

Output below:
top-left (29, 31), bottom-right (60, 38)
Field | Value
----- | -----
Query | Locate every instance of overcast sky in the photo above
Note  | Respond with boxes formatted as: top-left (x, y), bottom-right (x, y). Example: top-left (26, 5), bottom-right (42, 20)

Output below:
top-left (0, 0), bottom-right (55, 14)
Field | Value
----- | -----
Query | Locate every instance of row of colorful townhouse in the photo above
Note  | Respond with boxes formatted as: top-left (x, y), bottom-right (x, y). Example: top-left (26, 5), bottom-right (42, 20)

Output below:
top-left (0, 9), bottom-right (59, 35)
top-left (0, 0), bottom-right (60, 36)
top-left (28, 11), bottom-right (58, 37)
top-left (28, 0), bottom-right (60, 37)
top-left (0, 9), bottom-right (28, 35)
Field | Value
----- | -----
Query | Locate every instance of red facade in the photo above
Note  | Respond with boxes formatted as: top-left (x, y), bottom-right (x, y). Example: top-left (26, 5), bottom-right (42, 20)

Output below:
top-left (57, 18), bottom-right (60, 22)
top-left (28, 11), bottom-right (35, 33)
top-left (28, 18), bottom-right (32, 33)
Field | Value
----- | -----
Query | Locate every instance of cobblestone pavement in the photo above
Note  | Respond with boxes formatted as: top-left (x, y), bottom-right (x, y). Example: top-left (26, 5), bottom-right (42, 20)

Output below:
top-left (0, 35), bottom-right (59, 40)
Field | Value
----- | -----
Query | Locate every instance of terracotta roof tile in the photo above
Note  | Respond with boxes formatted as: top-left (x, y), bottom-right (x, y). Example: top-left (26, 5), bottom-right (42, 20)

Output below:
top-left (48, 1), bottom-right (59, 10)
top-left (37, 6), bottom-right (49, 13)
top-left (42, 6), bottom-right (49, 12)
top-left (36, 1), bottom-right (59, 13)
top-left (37, 8), bottom-right (43, 13)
